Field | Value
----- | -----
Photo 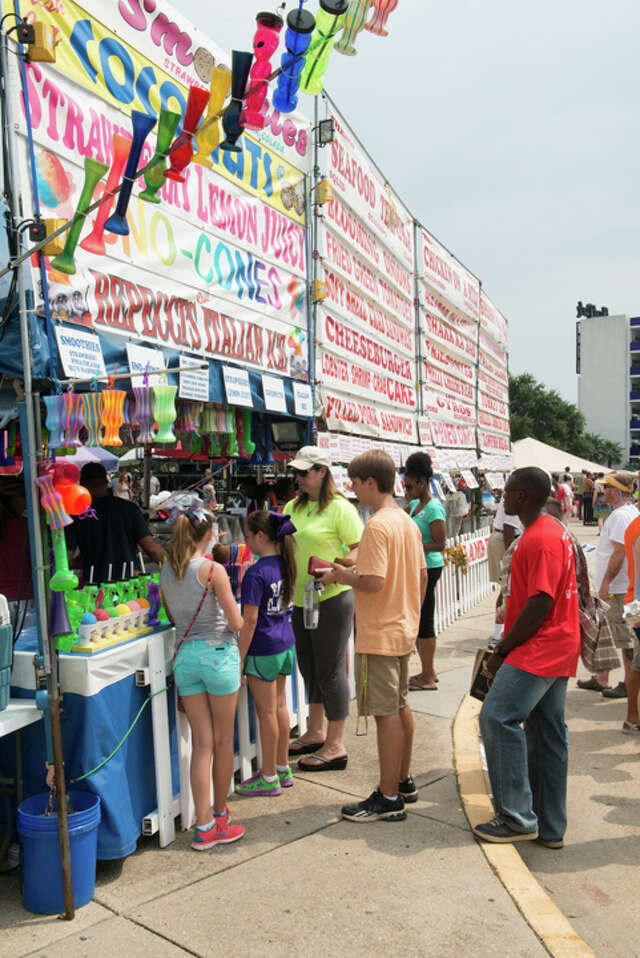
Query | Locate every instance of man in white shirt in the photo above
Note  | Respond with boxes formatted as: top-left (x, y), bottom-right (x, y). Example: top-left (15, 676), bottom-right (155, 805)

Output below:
top-left (578, 472), bottom-right (638, 697)
top-left (487, 493), bottom-right (524, 583)
top-left (149, 473), bottom-right (160, 496)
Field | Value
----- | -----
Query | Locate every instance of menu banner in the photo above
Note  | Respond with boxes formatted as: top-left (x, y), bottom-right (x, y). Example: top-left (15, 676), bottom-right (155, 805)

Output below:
top-left (480, 289), bottom-right (508, 347)
top-left (479, 351), bottom-right (509, 387)
top-left (422, 287), bottom-right (477, 343)
top-left (479, 370), bottom-right (509, 402)
top-left (423, 340), bottom-right (476, 386)
top-left (419, 227), bottom-right (479, 321)
top-left (478, 390), bottom-right (509, 418)
top-left (424, 365), bottom-right (475, 402)
top-left (479, 329), bottom-right (508, 368)
top-left (422, 310), bottom-right (477, 364)
top-left (317, 347), bottom-right (416, 409)
top-left (317, 311), bottom-right (414, 385)
top-left (321, 388), bottom-right (417, 442)
top-left (423, 389), bottom-right (475, 424)
top-left (478, 429), bottom-right (511, 454)
top-left (430, 421), bottom-right (476, 449)
top-left (478, 409), bottom-right (510, 435)
top-left (325, 103), bottom-right (414, 270)
top-left (323, 266), bottom-right (414, 357)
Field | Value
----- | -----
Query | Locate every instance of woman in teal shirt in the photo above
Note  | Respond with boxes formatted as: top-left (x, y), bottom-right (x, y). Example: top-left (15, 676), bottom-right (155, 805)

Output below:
top-left (403, 452), bottom-right (446, 691)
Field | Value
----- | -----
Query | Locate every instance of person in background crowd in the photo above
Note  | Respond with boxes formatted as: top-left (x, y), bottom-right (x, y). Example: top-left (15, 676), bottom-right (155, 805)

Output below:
top-left (474, 468), bottom-right (580, 846)
top-left (622, 512), bottom-right (640, 733)
top-left (274, 476), bottom-right (296, 511)
top-left (573, 470), bottom-right (585, 521)
top-left (160, 503), bottom-right (244, 849)
top-left (487, 484), bottom-right (524, 584)
top-left (578, 472), bottom-right (638, 697)
top-left (592, 473), bottom-right (612, 532)
top-left (115, 471), bottom-right (131, 500)
top-left (66, 463), bottom-right (166, 583)
top-left (284, 446), bottom-right (363, 771)
top-left (235, 511), bottom-right (297, 797)
top-left (238, 476), bottom-right (264, 515)
top-left (320, 451), bottom-right (426, 822)
top-left (402, 452), bottom-right (446, 691)
top-left (202, 470), bottom-right (217, 510)
top-left (149, 472), bottom-right (160, 497)
top-left (582, 472), bottom-right (594, 525)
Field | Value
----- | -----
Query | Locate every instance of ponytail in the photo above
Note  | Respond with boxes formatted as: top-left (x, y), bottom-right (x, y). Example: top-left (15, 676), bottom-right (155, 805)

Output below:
top-left (166, 512), bottom-right (214, 581)
top-left (246, 510), bottom-right (297, 607)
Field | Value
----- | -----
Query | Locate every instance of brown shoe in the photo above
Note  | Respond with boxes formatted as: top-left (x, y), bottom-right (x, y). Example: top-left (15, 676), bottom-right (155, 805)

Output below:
top-left (577, 677), bottom-right (610, 692)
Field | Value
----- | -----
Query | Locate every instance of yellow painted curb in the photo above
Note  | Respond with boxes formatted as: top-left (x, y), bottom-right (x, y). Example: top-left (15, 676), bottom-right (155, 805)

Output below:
top-left (453, 694), bottom-right (595, 958)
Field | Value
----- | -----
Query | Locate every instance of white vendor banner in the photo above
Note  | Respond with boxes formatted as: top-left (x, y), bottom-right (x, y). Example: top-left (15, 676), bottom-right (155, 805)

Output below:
top-left (478, 429), bottom-right (511, 454)
top-left (317, 311), bottom-right (414, 387)
top-left (325, 103), bottom-right (414, 271)
top-left (430, 421), bottom-right (476, 449)
top-left (478, 409), bottom-right (510, 435)
top-left (322, 389), bottom-right (417, 443)
top-left (422, 287), bottom-right (477, 344)
top-left (419, 227), bottom-right (480, 322)
top-left (479, 351), bottom-right (509, 387)
top-left (422, 311), bottom-right (477, 364)
top-left (478, 390), bottom-right (509, 418)
top-left (423, 340), bottom-right (476, 386)
top-left (317, 348), bottom-right (416, 410)
top-left (423, 390), bottom-right (475, 425)
top-left (479, 329), bottom-right (508, 368)
top-left (424, 365), bottom-right (475, 403)
top-left (480, 290), bottom-right (508, 347)
top-left (479, 370), bottom-right (509, 403)
top-left (323, 266), bottom-right (414, 357)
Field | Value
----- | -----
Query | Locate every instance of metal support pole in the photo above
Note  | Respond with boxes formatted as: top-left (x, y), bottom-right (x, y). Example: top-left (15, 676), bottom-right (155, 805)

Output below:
top-left (1, 30), bottom-right (74, 919)
top-left (143, 446), bottom-right (151, 510)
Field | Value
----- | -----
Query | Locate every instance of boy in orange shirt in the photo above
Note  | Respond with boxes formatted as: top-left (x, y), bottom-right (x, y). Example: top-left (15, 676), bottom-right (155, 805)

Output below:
top-left (321, 451), bottom-right (427, 822)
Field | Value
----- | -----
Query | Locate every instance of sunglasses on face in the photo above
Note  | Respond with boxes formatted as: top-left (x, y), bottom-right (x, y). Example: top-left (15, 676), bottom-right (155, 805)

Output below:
top-left (292, 465), bottom-right (320, 478)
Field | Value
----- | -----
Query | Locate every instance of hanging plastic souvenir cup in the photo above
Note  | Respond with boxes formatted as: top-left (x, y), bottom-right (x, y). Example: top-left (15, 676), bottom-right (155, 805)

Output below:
top-left (105, 111), bottom-right (157, 236)
top-left (243, 12), bottom-right (283, 130)
top-left (139, 108), bottom-right (181, 203)
top-left (60, 393), bottom-right (84, 448)
top-left (80, 133), bottom-right (130, 254)
top-left (81, 393), bottom-right (102, 447)
top-left (153, 385), bottom-right (177, 443)
top-left (273, 5), bottom-right (316, 113)
top-left (43, 395), bottom-right (65, 450)
top-left (100, 390), bottom-right (126, 446)
top-left (133, 386), bottom-right (155, 444)
top-left (220, 51), bottom-right (253, 153)
top-left (165, 87), bottom-right (209, 182)
top-left (193, 67), bottom-right (232, 166)
top-left (51, 157), bottom-right (109, 274)
top-left (365, 0), bottom-right (399, 36)
top-left (300, 0), bottom-right (348, 95)
top-left (336, 0), bottom-right (373, 55)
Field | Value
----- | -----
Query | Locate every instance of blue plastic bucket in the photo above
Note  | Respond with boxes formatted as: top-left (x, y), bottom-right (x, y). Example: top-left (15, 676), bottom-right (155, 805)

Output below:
top-left (17, 791), bottom-right (101, 914)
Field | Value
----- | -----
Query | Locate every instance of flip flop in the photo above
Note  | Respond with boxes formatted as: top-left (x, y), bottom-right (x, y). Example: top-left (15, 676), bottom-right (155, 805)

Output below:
top-left (408, 681), bottom-right (438, 691)
top-left (288, 739), bottom-right (325, 756)
top-left (298, 753), bottom-right (348, 771)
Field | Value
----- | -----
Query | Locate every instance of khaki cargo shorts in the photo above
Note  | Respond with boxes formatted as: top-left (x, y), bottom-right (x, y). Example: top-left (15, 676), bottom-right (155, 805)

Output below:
top-left (605, 594), bottom-right (635, 650)
top-left (632, 629), bottom-right (640, 673)
top-left (355, 652), bottom-right (411, 717)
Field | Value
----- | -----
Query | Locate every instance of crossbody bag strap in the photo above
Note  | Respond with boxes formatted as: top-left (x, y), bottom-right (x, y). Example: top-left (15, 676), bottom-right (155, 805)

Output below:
top-left (172, 562), bottom-right (215, 664)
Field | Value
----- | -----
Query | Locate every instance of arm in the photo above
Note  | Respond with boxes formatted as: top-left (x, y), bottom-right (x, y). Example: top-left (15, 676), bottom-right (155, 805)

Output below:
top-left (502, 522), bottom-right (517, 550)
top-left (238, 604), bottom-right (259, 660)
top-left (137, 534), bottom-right (167, 564)
top-left (323, 563), bottom-right (385, 593)
top-left (486, 592), bottom-right (553, 675)
top-left (423, 518), bottom-right (446, 554)
top-left (633, 536), bottom-right (640, 596)
top-left (334, 541), bottom-right (360, 568)
top-left (204, 561), bottom-right (243, 633)
top-left (598, 541), bottom-right (626, 600)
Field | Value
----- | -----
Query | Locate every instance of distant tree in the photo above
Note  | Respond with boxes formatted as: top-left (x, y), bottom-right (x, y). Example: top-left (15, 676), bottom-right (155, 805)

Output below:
top-left (509, 373), bottom-right (623, 466)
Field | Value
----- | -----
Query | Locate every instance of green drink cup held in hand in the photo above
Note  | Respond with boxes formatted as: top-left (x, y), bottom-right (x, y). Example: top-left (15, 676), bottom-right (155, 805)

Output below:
top-left (51, 157), bottom-right (109, 274)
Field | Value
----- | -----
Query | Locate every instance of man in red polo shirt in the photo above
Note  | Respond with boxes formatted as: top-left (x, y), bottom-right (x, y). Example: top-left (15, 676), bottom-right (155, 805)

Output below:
top-left (473, 467), bottom-right (580, 847)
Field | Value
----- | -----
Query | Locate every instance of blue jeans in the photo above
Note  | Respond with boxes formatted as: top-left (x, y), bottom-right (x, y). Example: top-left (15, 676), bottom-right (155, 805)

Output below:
top-left (479, 663), bottom-right (569, 842)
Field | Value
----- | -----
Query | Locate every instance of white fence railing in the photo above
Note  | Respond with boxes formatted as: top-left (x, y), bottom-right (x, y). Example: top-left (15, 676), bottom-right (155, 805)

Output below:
top-left (177, 525), bottom-right (494, 830)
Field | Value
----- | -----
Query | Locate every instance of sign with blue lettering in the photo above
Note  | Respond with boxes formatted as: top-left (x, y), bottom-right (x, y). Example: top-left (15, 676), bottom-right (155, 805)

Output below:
top-left (261, 374), bottom-right (287, 413)
top-left (55, 325), bottom-right (106, 379)
top-left (222, 366), bottom-right (253, 407)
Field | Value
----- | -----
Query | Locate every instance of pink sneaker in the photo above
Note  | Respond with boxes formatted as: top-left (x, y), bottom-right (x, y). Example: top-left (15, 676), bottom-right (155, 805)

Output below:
top-left (191, 810), bottom-right (244, 850)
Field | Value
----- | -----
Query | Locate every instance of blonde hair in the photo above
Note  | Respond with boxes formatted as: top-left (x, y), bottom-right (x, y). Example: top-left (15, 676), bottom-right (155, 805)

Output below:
top-left (291, 468), bottom-right (342, 514)
top-left (165, 513), bottom-right (214, 581)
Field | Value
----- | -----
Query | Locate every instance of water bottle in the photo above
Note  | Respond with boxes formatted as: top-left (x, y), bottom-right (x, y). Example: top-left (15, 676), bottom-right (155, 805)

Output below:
top-left (303, 581), bottom-right (322, 630)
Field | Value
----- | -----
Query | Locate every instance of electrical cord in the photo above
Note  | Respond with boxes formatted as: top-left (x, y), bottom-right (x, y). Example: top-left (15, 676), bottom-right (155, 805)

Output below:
top-left (68, 687), bottom-right (168, 784)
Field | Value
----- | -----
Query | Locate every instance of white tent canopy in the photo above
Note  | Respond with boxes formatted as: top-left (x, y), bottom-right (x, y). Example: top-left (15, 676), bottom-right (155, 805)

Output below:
top-left (512, 437), bottom-right (611, 475)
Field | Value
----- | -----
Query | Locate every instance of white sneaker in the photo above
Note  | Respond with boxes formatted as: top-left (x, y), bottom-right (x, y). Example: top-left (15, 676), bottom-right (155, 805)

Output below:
top-left (621, 721), bottom-right (640, 734)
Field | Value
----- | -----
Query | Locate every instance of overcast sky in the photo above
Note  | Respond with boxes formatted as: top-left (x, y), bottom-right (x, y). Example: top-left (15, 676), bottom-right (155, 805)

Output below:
top-left (181, 0), bottom-right (639, 402)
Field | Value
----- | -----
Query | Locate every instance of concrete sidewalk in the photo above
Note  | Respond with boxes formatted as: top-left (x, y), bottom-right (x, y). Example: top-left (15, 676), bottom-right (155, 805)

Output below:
top-left (2, 590), bottom-right (551, 958)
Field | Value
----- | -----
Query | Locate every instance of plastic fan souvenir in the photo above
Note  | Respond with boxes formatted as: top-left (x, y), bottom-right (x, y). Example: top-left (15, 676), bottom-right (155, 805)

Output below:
top-left (35, 474), bottom-right (78, 593)
top-left (43, 394), bottom-right (65, 450)
top-left (81, 392), bottom-right (102, 447)
top-left (300, 0), bottom-right (348, 96)
top-left (243, 12), bottom-right (283, 130)
top-left (50, 157), bottom-right (109, 274)
top-left (336, 0), bottom-right (373, 55)
top-left (165, 87), bottom-right (209, 182)
top-left (60, 392), bottom-right (84, 448)
top-left (80, 133), bottom-right (130, 254)
top-left (104, 111), bottom-right (157, 236)
top-left (365, 0), bottom-right (398, 35)
top-left (220, 51), bottom-right (253, 153)
top-left (153, 385), bottom-right (177, 443)
top-left (193, 66), bottom-right (232, 166)
top-left (139, 108), bottom-right (181, 203)
top-left (100, 389), bottom-right (126, 446)
top-left (273, 3), bottom-right (316, 114)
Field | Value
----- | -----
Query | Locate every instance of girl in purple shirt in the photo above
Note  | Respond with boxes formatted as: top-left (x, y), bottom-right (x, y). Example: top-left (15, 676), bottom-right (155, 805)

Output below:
top-left (236, 511), bottom-right (297, 797)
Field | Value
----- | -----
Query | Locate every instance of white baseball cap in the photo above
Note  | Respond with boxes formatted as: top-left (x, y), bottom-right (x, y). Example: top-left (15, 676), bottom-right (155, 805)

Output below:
top-left (288, 446), bottom-right (331, 470)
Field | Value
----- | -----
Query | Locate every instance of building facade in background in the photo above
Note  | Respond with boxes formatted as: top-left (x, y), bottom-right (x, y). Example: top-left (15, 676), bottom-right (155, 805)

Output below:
top-left (577, 313), bottom-right (640, 460)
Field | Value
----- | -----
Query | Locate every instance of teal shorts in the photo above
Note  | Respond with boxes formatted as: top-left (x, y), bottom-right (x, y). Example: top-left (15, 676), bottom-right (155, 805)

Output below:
top-left (244, 646), bottom-right (295, 682)
top-left (174, 639), bottom-right (241, 697)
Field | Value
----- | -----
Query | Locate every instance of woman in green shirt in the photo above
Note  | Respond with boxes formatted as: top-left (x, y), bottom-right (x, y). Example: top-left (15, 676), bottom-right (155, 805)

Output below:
top-left (403, 452), bottom-right (446, 691)
top-left (284, 446), bottom-right (363, 771)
